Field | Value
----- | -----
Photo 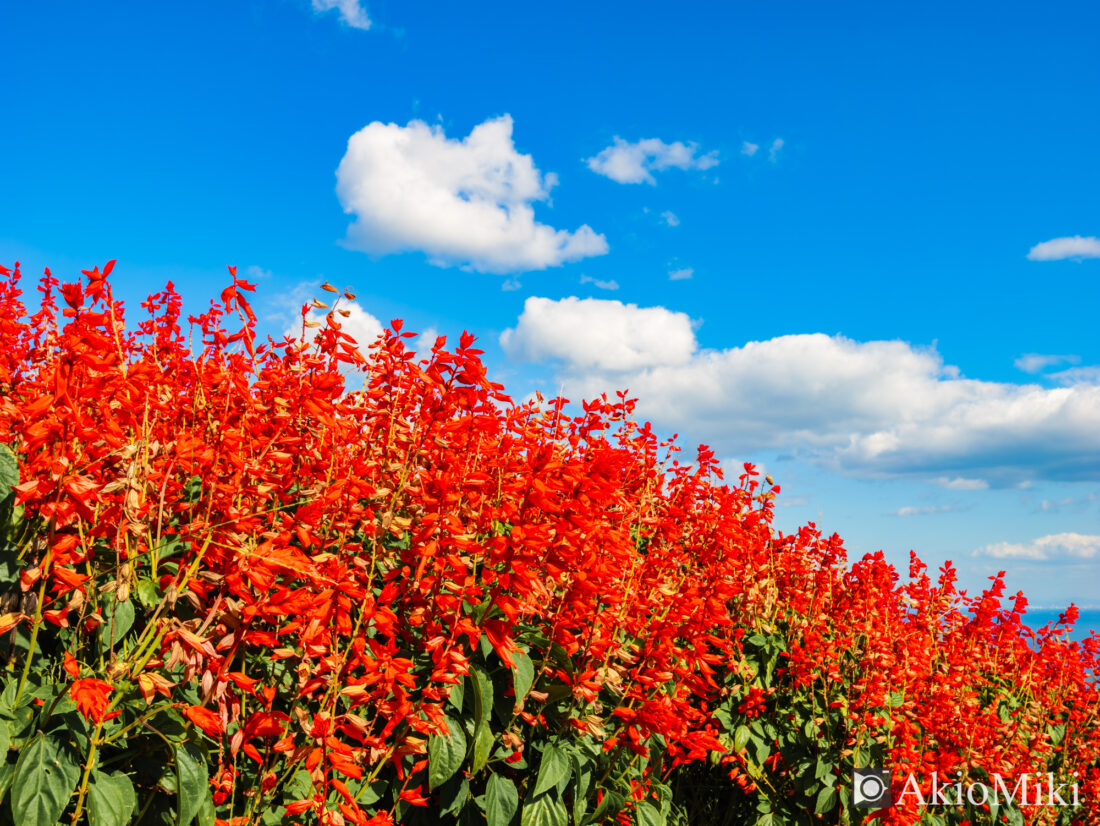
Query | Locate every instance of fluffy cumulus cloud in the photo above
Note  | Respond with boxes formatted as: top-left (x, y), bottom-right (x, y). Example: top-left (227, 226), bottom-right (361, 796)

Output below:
top-left (502, 297), bottom-right (1100, 484)
top-left (312, 0), bottom-right (371, 30)
top-left (275, 281), bottom-right (384, 354)
top-left (285, 301), bottom-right (384, 354)
top-left (1027, 235), bottom-right (1100, 261)
top-left (585, 138), bottom-right (718, 185)
top-left (973, 533), bottom-right (1100, 561)
top-left (335, 115), bottom-right (608, 274)
top-left (500, 296), bottom-right (696, 372)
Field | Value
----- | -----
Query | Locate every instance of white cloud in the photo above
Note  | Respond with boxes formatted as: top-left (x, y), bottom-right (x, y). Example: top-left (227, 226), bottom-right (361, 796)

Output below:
top-left (668, 267), bottom-right (693, 281)
top-left (891, 505), bottom-right (955, 517)
top-left (504, 298), bottom-right (1100, 483)
top-left (740, 141), bottom-right (759, 157)
top-left (335, 115), bottom-right (608, 274)
top-left (1015, 353), bottom-right (1080, 373)
top-left (585, 137), bottom-right (718, 185)
top-left (275, 281), bottom-right (384, 369)
top-left (973, 533), bottom-right (1100, 561)
top-left (1027, 235), bottom-right (1100, 261)
top-left (1048, 366), bottom-right (1100, 386)
top-left (286, 300), bottom-right (384, 353)
top-left (932, 477), bottom-right (990, 491)
top-left (312, 0), bottom-right (371, 30)
top-left (500, 296), bottom-right (696, 372)
top-left (661, 210), bottom-right (681, 227)
top-left (1038, 493), bottom-right (1097, 513)
top-left (414, 326), bottom-right (441, 361)
top-left (580, 274), bottom-right (619, 291)
top-left (244, 265), bottom-right (272, 281)
top-left (768, 138), bottom-right (785, 163)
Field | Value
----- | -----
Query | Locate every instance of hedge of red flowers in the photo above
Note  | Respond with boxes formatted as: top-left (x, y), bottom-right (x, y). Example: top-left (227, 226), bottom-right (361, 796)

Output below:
top-left (0, 261), bottom-right (1096, 826)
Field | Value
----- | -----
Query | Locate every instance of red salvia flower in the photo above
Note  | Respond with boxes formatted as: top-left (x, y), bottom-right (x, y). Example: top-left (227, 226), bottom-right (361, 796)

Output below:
top-left (70, 678), bottom-right (116, 723)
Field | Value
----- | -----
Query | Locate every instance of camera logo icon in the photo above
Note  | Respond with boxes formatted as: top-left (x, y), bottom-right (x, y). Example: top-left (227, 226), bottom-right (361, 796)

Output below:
top-left (852, 768), bottom-right (892, 808)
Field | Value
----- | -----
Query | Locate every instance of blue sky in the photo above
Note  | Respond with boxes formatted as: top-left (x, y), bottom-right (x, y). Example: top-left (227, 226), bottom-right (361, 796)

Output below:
top-left (2, 1), bottom-right (1099, 613)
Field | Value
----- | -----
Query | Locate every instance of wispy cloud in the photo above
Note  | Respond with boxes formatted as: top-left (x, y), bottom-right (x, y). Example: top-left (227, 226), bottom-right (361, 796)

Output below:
top-left (1015, 352), bottom-right (1080, 373)
top-left (244, 265), bottom-right (273, 281)
top-left (973, 532), bottom-right (1100, 561)
top-left (1048, 366), bottom-right (1100, 386)
top-left (768, 138), bottom-right (785, 163)
top-left (585, 137), bottom-right (718, 185)
top-left (1027, 235), bottom-right (1100, 261)
top-left (1037, 492), bottom-right (1097, 513)
top-left (740, 141), bottom-right (759, 157)
top-left (580, 274), bottom-right (619, 291)
top-left (312, 0), bottom-right (372, 30)
top-left (933, 477), bottom-right (989, 491)
top-left (668, 267), bottom-right (693, 281)
top-left (335, 115), bottom-right (607, 274)
top-left (891, 504), bottom-right (955, 517)
top-left (661, 210), bottom-right (681, 227)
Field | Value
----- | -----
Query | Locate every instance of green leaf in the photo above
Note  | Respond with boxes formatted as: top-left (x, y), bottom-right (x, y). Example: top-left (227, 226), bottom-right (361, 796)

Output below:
top-left (0, 717), bottom-right (9, 756)
top-left (197, 788), bottom-right (216, 826)
top-left (0, 680), bottom-right (36, 739)
top-left (428, 716), bottom-right (466, 791)
top-left (136, 579), bottom-right (161, 611)
top-left (447, 678), bottom-right (465, 712)
top-left (175, 741), bottom-right (210, 826)
top-left (49, 709), bottom-right (92, 753)
top-left (11, 733), bottom-right (80, 826)
top-left (440, 775), bottom-right (470, 818)
top-left (359, 778), bottom-right (389, 806)
top-left (814, 785), bottom-right (837, 814)
top-left (634, 800), bottom-right (663, 826)
top-left (88, 770), bottom-right (138, 826)
top-left (286, 769), bottom-right (312, 800)
top-left (472, 664), bottom-right (493, 727)
top-left (542, 683), bottom-right (573, 706)
top-left (0, 761), bottom-right (14, 805)
top-left (533, 745), bottom-right (571, 798)
top-left (570, 755), bottom-right (592, 825)
top-left (0, 444), bottom-right (17, 495)
top-left (511, 649), bottom-right (535, 703)
top-left (582, 790), bottom-right (624, 825)
top-left (101, 596), bottom-right (136, 652)
top-left (485, 773), bottom-right (519, 826)
top-left (733, 724), bottom-right (751, 752)
top-left (471, 724), bottom-right (494, 774)
top-left (547, 643), bottom-right (574, 676)
top-left (521, 792), bottom-right (568, 826)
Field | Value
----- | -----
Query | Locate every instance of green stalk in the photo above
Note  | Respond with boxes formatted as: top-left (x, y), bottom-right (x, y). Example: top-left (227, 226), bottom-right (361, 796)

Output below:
top-left (14, 549), bottom-right (52, 706)
top-left (70, 717), bottom-right (106, 824)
